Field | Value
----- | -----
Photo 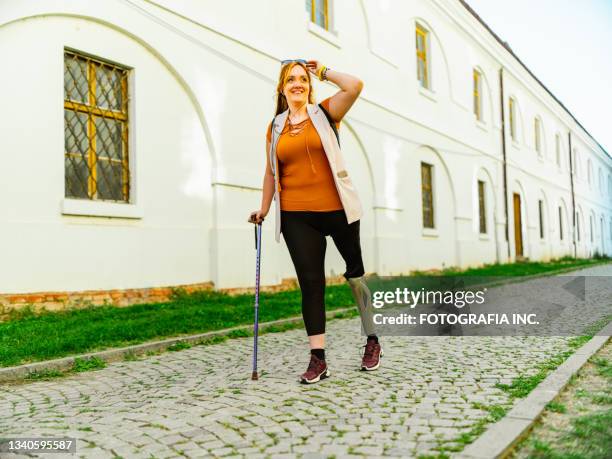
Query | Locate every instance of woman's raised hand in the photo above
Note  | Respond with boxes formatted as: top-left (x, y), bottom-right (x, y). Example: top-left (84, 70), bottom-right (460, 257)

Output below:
top-left (306, 60), bottom-right (322, 77)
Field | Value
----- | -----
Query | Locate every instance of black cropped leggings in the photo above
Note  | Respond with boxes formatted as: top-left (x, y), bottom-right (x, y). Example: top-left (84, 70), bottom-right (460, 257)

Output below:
top-left (281, 210), bottom-right (365, 336)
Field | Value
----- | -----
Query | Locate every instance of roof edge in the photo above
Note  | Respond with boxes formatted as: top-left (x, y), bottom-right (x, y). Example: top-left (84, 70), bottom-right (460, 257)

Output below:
top-left (458, 0), bottom-right (610, 159)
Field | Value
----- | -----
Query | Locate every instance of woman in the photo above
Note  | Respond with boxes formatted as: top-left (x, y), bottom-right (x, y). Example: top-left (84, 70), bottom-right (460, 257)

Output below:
top-left (248, 59), bottom-right (381, 384)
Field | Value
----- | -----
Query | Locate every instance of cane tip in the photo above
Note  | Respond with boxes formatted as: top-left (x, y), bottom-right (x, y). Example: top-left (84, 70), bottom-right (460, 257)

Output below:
top-left (251, 371), bottom-right (259, 380)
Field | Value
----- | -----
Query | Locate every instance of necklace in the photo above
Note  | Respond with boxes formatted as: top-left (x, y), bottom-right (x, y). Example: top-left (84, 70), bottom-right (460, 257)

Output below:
top-left (287, 117), bottom-right (309, 137)
top-left (284, 118), bottom-right (316, 174)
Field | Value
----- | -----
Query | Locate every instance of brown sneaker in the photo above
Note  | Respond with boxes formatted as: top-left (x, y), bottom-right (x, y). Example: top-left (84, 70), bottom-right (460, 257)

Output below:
top-left (300, 353), bottom-right (330, 384)
top-left (361, 338), bottom-right (383, 371)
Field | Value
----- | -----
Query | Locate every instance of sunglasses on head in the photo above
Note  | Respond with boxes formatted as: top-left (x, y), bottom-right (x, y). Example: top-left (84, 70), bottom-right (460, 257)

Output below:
top-left (281, 59), bottom-right (308, 66)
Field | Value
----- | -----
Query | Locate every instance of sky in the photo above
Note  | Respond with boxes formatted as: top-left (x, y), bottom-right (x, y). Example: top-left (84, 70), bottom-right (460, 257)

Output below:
top-left (464, 0), bottom-right (612, 155)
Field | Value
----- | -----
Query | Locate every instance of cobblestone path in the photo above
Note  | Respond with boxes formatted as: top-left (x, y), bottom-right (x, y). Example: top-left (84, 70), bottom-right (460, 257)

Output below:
top-left (1, 265), bottom-right (610, 458)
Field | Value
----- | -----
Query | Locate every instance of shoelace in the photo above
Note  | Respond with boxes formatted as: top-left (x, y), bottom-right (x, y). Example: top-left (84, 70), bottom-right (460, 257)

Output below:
top-left (361, 342), bottom-right (378, 359)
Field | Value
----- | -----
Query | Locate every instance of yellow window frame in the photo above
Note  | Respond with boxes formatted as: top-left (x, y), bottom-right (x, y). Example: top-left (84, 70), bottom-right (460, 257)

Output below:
top-left (308, 0), bottom-right (329, 30)
top-left (473, 69), bottom-right (481, 120)
top-left (64, 50), bottom-right (130, 201)
top-left (416, 24), bottom-right (429, 88)
top-left (509, 98), bottom-right (516, 140)
top-left (421, 162), bottom-right (434, 228)
top-left (478, 180), bottom-right (486, 233)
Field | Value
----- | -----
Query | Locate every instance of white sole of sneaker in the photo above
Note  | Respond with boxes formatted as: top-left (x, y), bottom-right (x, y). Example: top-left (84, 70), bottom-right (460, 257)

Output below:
top-left (361, 348), bottom-right (383, 371)
top-left (300, 368), bottom-right (331, 384)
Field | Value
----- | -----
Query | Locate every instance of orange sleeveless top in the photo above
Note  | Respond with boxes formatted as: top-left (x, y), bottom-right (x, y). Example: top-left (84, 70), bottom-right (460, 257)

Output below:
top-left (266, 98), bottom-right (343, 211)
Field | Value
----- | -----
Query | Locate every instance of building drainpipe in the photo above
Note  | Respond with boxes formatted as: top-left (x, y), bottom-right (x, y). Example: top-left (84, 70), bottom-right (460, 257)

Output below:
top-left (568, 131), bottom-right (577, 258)
top-left (499, 67), bottom-right (511, 260)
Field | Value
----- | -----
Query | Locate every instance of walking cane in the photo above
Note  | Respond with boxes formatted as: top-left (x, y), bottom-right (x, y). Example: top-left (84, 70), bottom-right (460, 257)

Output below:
top-left (251, 221), bottom-right (262, 380)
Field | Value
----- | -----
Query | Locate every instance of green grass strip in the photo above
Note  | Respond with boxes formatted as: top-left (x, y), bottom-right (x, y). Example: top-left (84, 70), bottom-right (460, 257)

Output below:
top-left (0, 257), bottom-right (608, 368)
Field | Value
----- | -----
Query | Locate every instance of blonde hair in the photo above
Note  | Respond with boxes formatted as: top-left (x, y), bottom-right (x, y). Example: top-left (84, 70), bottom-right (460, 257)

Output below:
top-left (274, 62), bottom-right (315, 116)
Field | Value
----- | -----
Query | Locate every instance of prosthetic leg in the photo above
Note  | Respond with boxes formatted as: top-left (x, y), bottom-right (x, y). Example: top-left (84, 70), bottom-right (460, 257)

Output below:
top-left (347, 274), bottom-right (383, 370)
top-left (347, 275), bottom-right (376, 337)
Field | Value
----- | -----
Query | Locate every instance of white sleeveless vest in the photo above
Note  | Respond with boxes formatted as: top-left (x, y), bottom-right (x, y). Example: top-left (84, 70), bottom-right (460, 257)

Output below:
top-left (268, 103), bottom-right (363, 243)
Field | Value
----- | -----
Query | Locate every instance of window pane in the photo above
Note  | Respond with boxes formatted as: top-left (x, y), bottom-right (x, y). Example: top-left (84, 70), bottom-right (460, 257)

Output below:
top-left (65, 154), bottom-right (89, 199)
top-left (64, 109), bottom-right (90, 199)
top-left (306, 0), bottom-right (312, 14)
top-left (539, 200), bottom-right (544, 239)
top-left (96, 117), bottom-right (124, 160)
top-left (417, 59), bottom-right (425, 86)
top-left (478, 181), bottom-right (486, 233)
top-left (64, 110), bottom-right (89, 155)
top-left (96, 159), bottom-right (124, 201)
top-left (315, 0), bottom-right (326, 28)
top-left (421, 163), bottom-right (434, 228)
top-left (96, 64), bottom-right (123, 111)
top-left (64, 56), bottom-right (88, 104)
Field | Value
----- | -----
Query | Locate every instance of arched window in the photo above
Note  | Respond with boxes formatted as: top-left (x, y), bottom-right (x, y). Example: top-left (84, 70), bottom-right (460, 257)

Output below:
top-left (478, 179), bottom-right (486, 233)
top-left (534, 117), bottom-right (542, 156)
top-left (509, 98), bottom-right (517, 141)
top-left (306, 0), bottom-right (332, 31)
top-left (473, 69), bottom-right (482, 121)
top-left (421, 162), bottom-right (434, 228)
top-left (415, 24), bottom-right (430, 89)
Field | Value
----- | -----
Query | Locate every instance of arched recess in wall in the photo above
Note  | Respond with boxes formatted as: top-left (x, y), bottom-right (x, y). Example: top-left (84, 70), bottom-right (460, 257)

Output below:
top-left (330, 119), bottom-right (379, 273)
top-left (410, 145), bottom-right (458, 268)
top-left (511, 179), bottom-right (529, 258)
top-left (474, 65), bottom-right (495, 128)
top-left (0, 13), bottom-right (218, 174)
top-left (410, 17), bottom-right (454, 100)
top-left (357, 0), bottom-right (397, 67)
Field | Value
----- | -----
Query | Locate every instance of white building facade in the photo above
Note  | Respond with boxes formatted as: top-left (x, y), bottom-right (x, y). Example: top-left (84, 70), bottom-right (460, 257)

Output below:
top-left (1, 0), bottom-right (610, 296)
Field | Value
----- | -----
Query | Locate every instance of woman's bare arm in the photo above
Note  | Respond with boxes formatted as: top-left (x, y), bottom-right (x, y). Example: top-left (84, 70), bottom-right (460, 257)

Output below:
top-left (322, 69), bottom-right (364, 122)
top-left (260, 138), bottom-right (275, 216)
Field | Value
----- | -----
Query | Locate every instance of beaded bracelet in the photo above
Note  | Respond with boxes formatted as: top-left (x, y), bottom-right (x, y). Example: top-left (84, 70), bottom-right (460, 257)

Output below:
top-left (322, 67), bottom-right (330, 81)
top-left (317, 65), bottom-right (326, 81)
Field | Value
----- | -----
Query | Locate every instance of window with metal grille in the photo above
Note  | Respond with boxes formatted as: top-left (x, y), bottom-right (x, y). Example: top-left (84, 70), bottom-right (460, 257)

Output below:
top-left (509, 98), bottom-right (516, 141)
top-left (64, 50), bottom-right (130, 202)
top-left (421, 162), bottom-right (434, 229)
top-left (416, 24), bottom-right (429, 89)
top-left (538, 199), bottom-right (544, 239)
top-left (473, 69), bottom-right (482, 120)
top-left (478, 180), bottom-right (486, 233)
top-left (306, 0), bottom-right (329, 30)
top-left (558, 206), bottom-right (563, 241)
